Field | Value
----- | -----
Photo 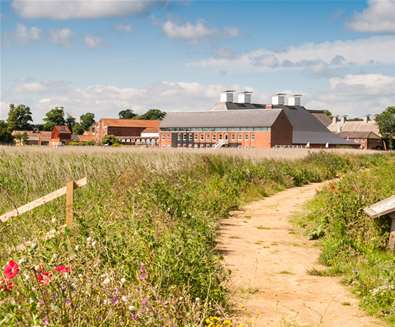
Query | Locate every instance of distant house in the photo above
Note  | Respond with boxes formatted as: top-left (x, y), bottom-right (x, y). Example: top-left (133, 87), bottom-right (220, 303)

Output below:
top-left (308, 110), bottom-right (332, 127)
top-left (94, 119), bottom-right (160, 145)
top-left (328, 116), bottom-right (384, 150)
top-left (50, 125), bottom-right (72, 146)
top-left (12, 130), bottom-right (51, 146)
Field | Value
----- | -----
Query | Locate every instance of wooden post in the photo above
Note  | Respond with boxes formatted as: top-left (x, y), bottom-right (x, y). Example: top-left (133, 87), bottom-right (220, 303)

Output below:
top-left (388, 213), bottom-right (395, 251)
top-left (66, 179), bottom-right (74, 227)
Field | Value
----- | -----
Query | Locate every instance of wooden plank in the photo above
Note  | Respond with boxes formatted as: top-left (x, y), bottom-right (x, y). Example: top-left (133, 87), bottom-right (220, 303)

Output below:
top-left (388, 213), bottom-right (395, 251)
top-left (363, 195), bottom-right (395, 218)
top-left (65, 179), bottom-right (74, 227)
top-left (0, 177), bottom-right (87, 223)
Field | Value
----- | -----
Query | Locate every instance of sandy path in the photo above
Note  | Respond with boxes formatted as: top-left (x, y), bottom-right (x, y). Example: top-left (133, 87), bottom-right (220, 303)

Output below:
top-left (218, 182), bottom-right (385, 327)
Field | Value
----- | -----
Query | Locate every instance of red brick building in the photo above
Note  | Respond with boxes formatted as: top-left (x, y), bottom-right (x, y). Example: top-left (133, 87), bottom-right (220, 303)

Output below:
top-left (50, 125), bottom-right (72, 146)
top-left (94, 119), bottom-right (160, 145)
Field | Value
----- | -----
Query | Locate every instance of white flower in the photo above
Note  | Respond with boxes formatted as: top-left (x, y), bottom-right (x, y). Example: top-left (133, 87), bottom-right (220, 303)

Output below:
top-left (128, 305), bottom-right (136, 311)
top-left (121, 295), bottom-right (128, 303)
top-left (103, 277), bottom-right (111, 286)
top-left (120, 278), bottom-right (126, 284)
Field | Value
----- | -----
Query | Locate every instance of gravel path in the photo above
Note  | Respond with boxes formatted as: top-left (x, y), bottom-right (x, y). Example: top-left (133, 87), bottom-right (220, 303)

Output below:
top-left (218, 182), bottom-right (385, 327)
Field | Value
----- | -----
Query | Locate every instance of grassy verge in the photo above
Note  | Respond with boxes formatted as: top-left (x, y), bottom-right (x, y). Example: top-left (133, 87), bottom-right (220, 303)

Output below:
top-left (0, 148), bottom-right (390, 326)
top-left (294, 159), bottom-right (395, 325)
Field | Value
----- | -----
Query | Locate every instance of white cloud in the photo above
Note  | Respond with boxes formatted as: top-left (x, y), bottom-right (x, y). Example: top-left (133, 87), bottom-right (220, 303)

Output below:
top-left (16, 81), bottom-right (47, 92)
top-left (50, 28), bottom-right (72, 46)
top-left (161, 20), bottom-right (240, 41)
top-left (162, 20), bottom-right (214, 41)
top-left (84, 35), bottom-right (102, 48)
top-left (12, 0), bottom-right (164, 19)
top-left (16, 23), bottom-right (41, 42)
top-left (348, 0), bottom-right (395, 33)
top-left (114, 23), bottom-right (133, 33)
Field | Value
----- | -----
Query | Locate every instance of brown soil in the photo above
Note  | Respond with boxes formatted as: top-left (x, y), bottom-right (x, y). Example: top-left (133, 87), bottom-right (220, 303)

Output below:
top-left (218, 182), bottom-right (385, 327)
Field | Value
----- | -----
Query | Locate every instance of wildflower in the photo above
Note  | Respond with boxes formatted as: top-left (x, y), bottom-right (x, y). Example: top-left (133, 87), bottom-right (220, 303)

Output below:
top-left (141, 296), bottom-right (148, 306)
top-left (55, 265), bottom-right (70, 273)
top-left (139, 263), bottom-right (147, 281)
top-left (103, 277), bottom-right (111, 286)
top-left (37, 271), bottom-right (52, 285)
top-left (128, 305), bottom-right (136, 311)
top-left (121, 295), bottom-right (128, 303)
top-left (0, 278), bottom-right (14, 291)
top-left (4, 260), bottom-right (19, 280)
top-left (120, 277), bottom-right (126, 285)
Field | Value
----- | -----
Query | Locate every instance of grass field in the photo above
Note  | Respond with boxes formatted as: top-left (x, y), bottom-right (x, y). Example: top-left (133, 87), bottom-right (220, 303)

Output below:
top-left (0, 147), bottom-right (391, 326)
top-left (295, 158), bottom-right (395, 325)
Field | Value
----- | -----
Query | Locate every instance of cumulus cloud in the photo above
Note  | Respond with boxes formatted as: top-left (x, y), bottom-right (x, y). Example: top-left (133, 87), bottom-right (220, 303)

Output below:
top-left (193, 36), bottom-right (395, 72)
top-left (12, 0), bottom-right (164, 19)
top-left (114, 23), bottom-right (133, 33)
top-left (15, 23), bottom-right (41, 42)
top-left (161, 20), bottom-right (240, 41)
top-left (4, 80), bottom-right (250, 121)
top-left (84, 35), bottom-right (102, 48)
top-left (348, 0), bottom-right (395, 33)
top-left (49, 28), bottom-right (72, 46)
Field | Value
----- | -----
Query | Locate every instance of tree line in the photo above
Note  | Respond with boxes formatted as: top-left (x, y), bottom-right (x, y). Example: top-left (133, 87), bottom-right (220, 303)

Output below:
top-left (0, 105), bottom-right (166, 144)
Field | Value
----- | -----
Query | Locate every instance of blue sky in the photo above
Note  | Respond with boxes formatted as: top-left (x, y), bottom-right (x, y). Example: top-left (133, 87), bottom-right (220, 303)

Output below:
top-left (1, 0), bottom-right (395, 122)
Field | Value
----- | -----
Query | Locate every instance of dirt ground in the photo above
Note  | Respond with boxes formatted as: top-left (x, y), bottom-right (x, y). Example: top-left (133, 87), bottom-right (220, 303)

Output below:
top-left (217, 182), bottom-right (385, 327)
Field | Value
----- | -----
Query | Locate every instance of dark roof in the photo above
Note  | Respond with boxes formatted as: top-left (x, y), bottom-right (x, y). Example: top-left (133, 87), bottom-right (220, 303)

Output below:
top-left (53, 125), bottom-right (71, 133)
top-left (160, 109), bottom-right (283, 128)
top-left (339, 131), bottom-right (381, 139)
top-left (308, 110), bottom-right (332, 127)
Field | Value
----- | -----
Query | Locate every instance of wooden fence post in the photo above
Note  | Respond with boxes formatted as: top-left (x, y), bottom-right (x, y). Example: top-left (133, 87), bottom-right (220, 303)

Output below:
top-left (66, 179), bottom-right (74, 227)
top-left (389, 213), bottom-right (395, 251)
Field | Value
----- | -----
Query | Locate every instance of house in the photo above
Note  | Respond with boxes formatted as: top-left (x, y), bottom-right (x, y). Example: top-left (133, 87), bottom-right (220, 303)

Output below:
top-left (159, 91), bottom-right (355, 149)
top-left (328, 116), bottom-right (384, 150)
top-left (50, 125), bottom-right (72, 146)
top-left (12, 130), bottom-right (51, 146)
top-left (94, 119), bottom-right (160, 145)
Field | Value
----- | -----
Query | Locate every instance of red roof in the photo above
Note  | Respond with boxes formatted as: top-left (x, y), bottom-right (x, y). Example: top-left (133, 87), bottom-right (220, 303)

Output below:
top-left (53, 125), bottom-right (71, 134)
top-left (98, 119), bottom-right (160, 129)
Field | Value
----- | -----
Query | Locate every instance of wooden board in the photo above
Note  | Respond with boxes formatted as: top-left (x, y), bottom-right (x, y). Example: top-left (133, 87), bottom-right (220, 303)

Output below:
top-left (364, 195), bottom-right (395, 218)
top-left (0, 177), bottom-right (87, 223)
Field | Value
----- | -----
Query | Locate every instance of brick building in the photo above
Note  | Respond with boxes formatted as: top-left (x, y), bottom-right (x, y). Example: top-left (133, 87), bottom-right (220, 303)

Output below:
top-left (94, 119), bottom-right (160, 145)
top-left (159, 91), bottom-right (354, 149)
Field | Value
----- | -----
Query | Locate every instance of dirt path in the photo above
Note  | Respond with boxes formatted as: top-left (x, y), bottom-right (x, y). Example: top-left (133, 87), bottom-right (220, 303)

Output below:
top-left (218, 182), bottom-right (385, 327)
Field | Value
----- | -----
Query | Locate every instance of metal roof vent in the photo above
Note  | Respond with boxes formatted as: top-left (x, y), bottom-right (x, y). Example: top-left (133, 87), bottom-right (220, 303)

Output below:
top-left (272, 93), bottom-right (287, 105)
top-left (220, 90), bottom-right (235, 103)
top-left (237, 91), bottom-right (252, 104)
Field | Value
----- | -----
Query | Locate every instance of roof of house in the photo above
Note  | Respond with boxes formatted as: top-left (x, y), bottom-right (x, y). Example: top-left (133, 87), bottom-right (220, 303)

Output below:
top-left (308, 110), bottom-right (332, 127)
top-left (328, 120), bottom-right (380, 135)
top-left (98, 119), bottom-right (160, 129)
top-left (11, 130), bottom-right (52, 140)
top-left (53, 125), bottom-right (71, 133)
top-left (160, 109), bottom-right (283, 128)
top-left (339, 131), bottom-right (381, 139)
top-left (142, 127), bottom-right (160, 133)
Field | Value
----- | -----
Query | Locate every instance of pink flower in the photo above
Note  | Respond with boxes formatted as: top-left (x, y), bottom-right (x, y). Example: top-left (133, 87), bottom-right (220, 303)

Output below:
top-left (3, 260), bottom-right (19, 280)
top-left (54, 265), bottom-right (70, 273)
top-left (37, 271), bottom-right (52, 285)
top-left (0, 278), bottom-right (14, 291)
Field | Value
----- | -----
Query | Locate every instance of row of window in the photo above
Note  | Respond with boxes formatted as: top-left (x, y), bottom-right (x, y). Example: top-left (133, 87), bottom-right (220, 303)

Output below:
top-left (175, 132), bottom-right (256, 142)
top-left (161, 127), bottom-right (270, 132)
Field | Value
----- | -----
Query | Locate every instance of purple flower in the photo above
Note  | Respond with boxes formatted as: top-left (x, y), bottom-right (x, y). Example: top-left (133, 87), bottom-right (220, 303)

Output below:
top-left (139, 263), bottom-right (147, 281)
top-left (141, 296), bottom-right (148, 306)
top-left (43, 316), bottom-right (49, 326)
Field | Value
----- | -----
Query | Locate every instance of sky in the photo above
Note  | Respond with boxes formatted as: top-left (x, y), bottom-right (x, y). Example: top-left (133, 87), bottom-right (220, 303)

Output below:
top-left (1, 0), bottom-right (395, 122)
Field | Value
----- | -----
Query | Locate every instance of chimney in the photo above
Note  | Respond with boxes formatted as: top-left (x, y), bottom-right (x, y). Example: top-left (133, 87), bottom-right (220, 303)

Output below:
top-left (265, 104), bottom-right (273, 110)
top-left (288, 94), bottom-right (302, 106)
top-left (272, 93), bottom-right (286, 105)
top-left (237, 91), bottom-right (252, 104)
top-left (220, 90), bottom-right (235, 103)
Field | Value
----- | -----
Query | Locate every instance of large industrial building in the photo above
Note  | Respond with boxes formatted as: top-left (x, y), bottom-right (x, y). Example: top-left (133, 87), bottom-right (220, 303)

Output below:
top-left (159, 91), bottom-right (354, 149)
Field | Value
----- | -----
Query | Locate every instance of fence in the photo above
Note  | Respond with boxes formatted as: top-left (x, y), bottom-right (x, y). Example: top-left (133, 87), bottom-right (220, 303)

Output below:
top-left (0, 177), bottom-right (87, 227)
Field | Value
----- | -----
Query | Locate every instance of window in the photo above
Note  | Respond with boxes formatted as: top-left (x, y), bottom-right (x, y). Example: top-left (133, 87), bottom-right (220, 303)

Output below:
top-left (219, 134), bottom-right (223, 139)
top-left (251, 133), bottom-right (255, 141)
top-left (238, 133), bottom-right (242, 140)
top-left (245, 134), bottom-right (249, 140)
top-left (231, 133), bottom-right (235, 140)
top-left (213, 134), bottom-right (217, 140)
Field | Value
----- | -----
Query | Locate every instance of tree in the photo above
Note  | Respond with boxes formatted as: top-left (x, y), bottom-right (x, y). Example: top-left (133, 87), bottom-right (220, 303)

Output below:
top-left (72, 123), bottom-right (85, 135)
top-left (376, 106), bottom-right (395, 150)
top-left (7, 104), bottom-right (33, 131)
top-left (119, 109), bottom-right (137, 119)
top-left (13, 131), bottom-right (28, 145)
top-left (43, 107), bottom-right (65, 131)
top-left (138, 109), bottom-right (166, 120)
top-left (80, 112), bottom-right (95, 131)
top-left (65, 114), bottom-right (76, 130)
top-left (0, 120), bottom-right (13, 144)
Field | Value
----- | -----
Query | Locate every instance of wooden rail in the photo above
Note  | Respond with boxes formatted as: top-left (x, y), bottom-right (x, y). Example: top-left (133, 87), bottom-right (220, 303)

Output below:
top-left (0, 177), bottom-right (87, 225)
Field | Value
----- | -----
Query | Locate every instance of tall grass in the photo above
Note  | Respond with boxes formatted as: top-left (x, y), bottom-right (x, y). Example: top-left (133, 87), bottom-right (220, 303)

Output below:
top-left (0, 148), bottom-right (390, 326)
top-left (295, 159), bottom-right (395, 325)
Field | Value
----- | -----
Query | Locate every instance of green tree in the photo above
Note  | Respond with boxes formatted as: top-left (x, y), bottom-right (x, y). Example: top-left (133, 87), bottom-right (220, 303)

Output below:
top-left (376, 106), bottom-right (395, 149)
top-left (138, 109), bottom-right (166, 120)
top-left (72, 123), bottom-right (85, 135)
top-left (65, 114), bottom-right (76, 130)
top-left (118, 109), bottom-right (137, 119)
top-left (13, 131), bottom-right (28, 145)
top-left (0, 120), bottom-right (13, 143)
top-left (7, 104), bottom-right (33, 131)
top-left (43, 107), bottom-right (65, 131)
top-left (80, 112), bottom-right (95, 131)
